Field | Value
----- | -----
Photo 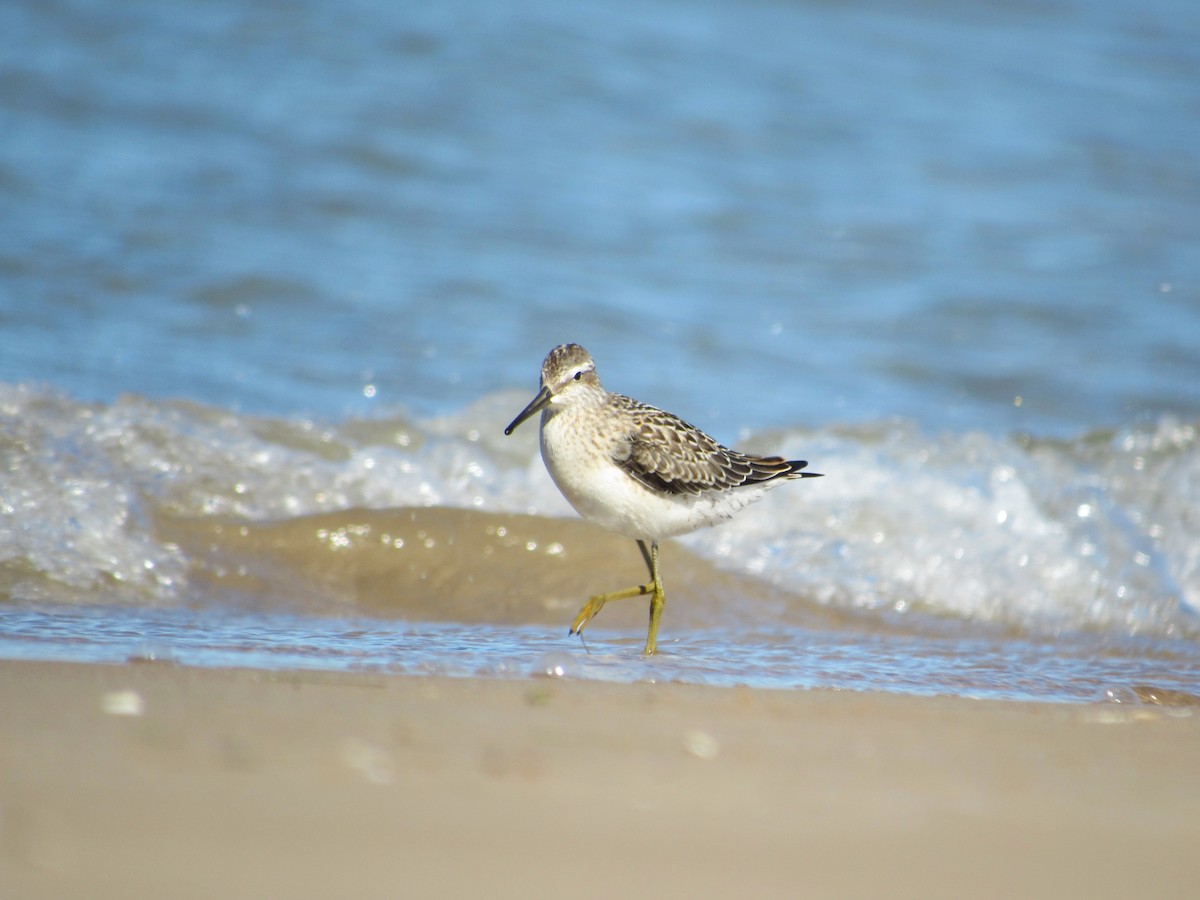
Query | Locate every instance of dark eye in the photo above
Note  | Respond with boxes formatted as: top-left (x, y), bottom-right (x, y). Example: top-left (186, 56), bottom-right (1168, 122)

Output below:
top-left (573, 371), bottom-right (582, 381)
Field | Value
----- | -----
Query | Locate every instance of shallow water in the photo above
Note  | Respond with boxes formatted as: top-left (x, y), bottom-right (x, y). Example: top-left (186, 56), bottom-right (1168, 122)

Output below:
top-left (3, 0), bottom-right (1199, 701)
top-left (2, 603), bottom-right (1197, 704)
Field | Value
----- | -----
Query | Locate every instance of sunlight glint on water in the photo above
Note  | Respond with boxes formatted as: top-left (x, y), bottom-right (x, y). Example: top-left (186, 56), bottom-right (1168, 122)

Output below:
top-left (2, 605), bottom-right (1198, 704)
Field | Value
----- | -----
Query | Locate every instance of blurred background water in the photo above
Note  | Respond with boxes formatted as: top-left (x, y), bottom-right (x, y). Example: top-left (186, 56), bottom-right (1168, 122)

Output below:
top-left (2, 0), bottom-right (1199, 700)
top-left (4, 0), bottom-right (1198, 432)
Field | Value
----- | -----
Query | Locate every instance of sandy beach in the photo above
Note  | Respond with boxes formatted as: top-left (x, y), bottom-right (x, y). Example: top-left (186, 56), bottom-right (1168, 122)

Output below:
top-left (1, 660), bottom-right (1197, 899)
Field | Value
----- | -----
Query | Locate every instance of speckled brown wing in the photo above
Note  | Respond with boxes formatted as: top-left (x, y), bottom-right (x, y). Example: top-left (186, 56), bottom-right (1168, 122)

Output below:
top-left (609, 395), bottom-right (809, 496)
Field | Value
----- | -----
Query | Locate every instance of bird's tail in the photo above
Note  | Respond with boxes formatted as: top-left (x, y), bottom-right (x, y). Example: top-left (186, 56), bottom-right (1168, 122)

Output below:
top-left (785, 459), bottom-right (823, 479)
top-left (746, 456), bottom-right (823, 483)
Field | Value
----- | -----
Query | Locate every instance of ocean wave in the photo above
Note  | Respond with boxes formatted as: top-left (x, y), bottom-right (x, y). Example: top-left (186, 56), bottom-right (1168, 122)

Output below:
top-left (2, 382), bottom-right (1196, 640)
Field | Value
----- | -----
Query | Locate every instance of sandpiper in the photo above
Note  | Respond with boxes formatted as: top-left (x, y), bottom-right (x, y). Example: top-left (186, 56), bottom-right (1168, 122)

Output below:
top-left (504, 343), bottom-right (822, 655)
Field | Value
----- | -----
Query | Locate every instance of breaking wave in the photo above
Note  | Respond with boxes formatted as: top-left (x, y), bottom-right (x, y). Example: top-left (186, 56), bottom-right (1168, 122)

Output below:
top-left (1, 382), bottom-right (1197, 642)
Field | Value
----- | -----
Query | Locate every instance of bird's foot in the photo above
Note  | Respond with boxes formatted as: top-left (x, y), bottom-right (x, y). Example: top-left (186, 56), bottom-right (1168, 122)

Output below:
top-left (569, 582), bottom-right (654, 638)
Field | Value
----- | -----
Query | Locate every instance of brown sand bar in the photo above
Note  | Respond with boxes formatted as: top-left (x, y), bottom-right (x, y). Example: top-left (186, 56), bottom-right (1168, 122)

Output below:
top-left (2, 659), bottom-right (1198, 899)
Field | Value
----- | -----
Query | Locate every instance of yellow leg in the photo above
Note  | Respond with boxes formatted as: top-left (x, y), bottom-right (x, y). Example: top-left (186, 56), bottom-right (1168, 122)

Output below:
top-left (642, 541), bottom-right (665, 655)
top-left (569, 540), bottom-right (666, 656)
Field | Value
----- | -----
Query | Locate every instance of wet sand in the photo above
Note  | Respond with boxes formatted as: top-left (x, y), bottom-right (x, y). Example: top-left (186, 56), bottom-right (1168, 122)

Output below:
top-left (2, 660), bottom-right (1198, 899)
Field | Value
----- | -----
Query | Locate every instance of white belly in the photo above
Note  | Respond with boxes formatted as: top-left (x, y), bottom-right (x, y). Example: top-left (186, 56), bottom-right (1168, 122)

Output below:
top-left (539, 409), bottom-right (766, 541)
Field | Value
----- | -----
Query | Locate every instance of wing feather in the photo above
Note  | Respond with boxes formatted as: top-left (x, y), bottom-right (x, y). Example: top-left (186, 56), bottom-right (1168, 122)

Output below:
top-left (609, 397), bottom-right (809, 496)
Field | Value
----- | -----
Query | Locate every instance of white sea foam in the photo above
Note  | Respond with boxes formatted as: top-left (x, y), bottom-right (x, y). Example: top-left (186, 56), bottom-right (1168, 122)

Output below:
top-left (686, 420), bottom-right (1199, 637)
top-left (1, 383), bottom-right (1197, 639)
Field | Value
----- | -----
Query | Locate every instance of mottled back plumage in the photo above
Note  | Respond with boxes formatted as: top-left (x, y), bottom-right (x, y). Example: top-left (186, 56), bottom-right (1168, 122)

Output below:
top-left (611, 394), bottom-right (813, 497)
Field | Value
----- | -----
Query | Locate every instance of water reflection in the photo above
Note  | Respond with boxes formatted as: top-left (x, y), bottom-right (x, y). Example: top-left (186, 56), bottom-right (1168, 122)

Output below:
top-left (2, 603), bottom-right (1197, 704)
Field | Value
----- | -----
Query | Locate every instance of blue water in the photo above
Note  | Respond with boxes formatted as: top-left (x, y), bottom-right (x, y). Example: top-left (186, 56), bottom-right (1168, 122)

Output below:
top-left (4, 0), bottom-right (1198, 432)
top-left (2, 603), bottom-right (1196, 703)
top-left (2, 0), bottom-right (1199, 700)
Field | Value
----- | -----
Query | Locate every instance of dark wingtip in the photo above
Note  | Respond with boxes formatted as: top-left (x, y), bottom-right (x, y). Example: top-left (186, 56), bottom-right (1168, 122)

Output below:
top-left (787, 460), bottom-right (823, 478)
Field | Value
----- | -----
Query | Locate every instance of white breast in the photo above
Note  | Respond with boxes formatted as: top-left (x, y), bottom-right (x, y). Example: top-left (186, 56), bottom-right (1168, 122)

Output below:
top-left (538, 406), bottom-right (771, 541)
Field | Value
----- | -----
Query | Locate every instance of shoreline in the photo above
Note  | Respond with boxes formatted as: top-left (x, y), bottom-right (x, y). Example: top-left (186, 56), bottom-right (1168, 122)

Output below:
top-left (2, 659), bottom-right (1198, 899)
